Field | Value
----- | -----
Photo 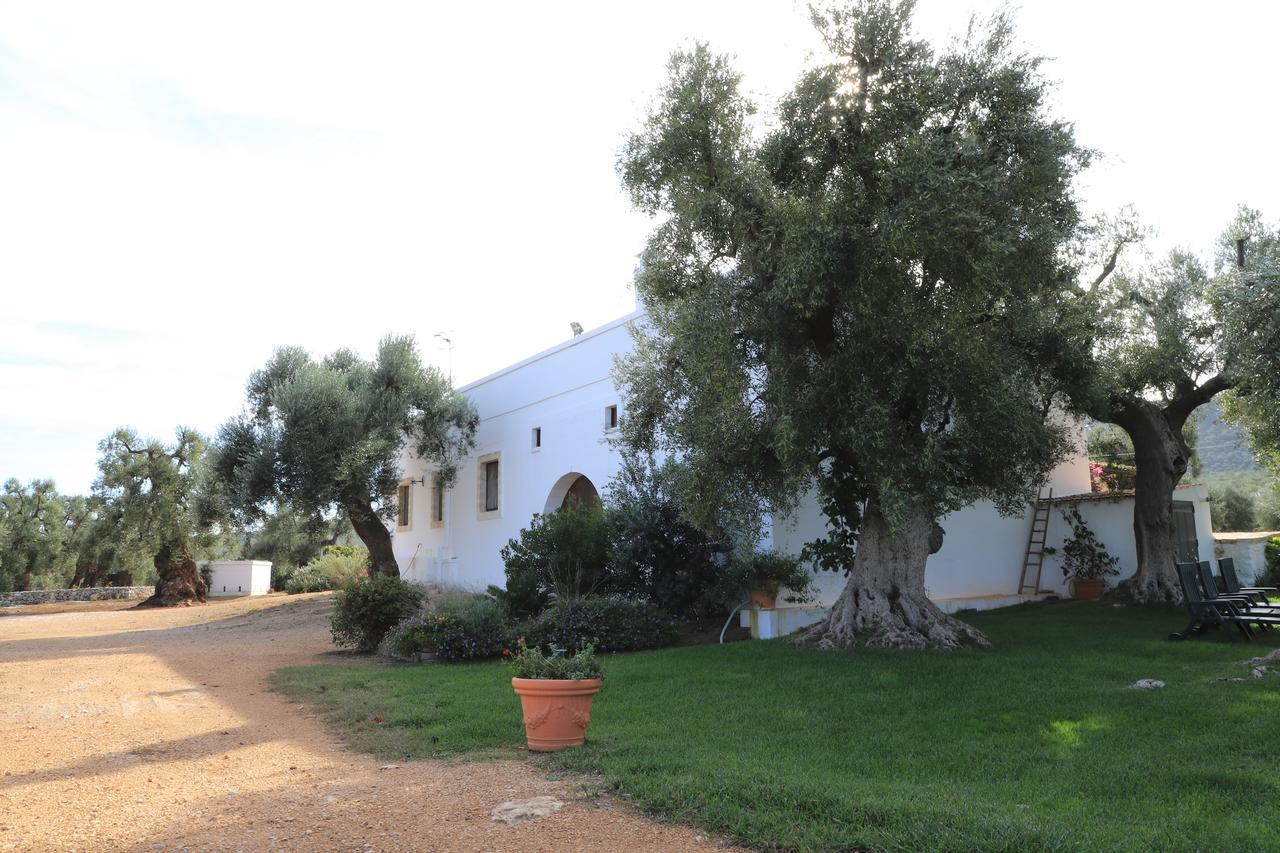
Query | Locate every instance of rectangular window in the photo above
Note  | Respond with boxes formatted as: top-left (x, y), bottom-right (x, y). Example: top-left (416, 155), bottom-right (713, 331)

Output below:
top-left (484, 459), bottom-right (500, 512)
top-left (431, 478), bottom-right (444, 527)
top-left (605, 404), bottom-right (618, 430)
top-left (532, 426), bottom-right (542, 449)
top-left (396, 482), bottom-right (411, 530)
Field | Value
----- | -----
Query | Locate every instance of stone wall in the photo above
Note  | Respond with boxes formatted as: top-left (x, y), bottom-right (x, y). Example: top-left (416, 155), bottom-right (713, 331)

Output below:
top-left (0, 586), bottom-right (155, 607)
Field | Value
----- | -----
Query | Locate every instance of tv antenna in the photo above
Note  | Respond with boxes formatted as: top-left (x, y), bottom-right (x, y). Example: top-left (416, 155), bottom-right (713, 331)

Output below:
top-left (433, 332), bottom-right (455, 382)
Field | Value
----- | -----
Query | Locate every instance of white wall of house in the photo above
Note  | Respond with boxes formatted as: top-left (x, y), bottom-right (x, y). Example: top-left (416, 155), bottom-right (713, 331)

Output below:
top-left (393, 313), bottom-right (639, 590)
top-left (770, 428), bottom-right (1092, 603)
top-left (390, 308), bottom-right (1214, 629)
top-left (207, 560), bottom-right (271, 597)
top-left (1045, 484), bottom-right (1215, 593)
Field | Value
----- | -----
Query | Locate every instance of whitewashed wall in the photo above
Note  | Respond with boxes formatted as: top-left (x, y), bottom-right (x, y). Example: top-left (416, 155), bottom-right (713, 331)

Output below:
top-left (391, 308), bottom-right (1206, 617)
top-left (393, 314), bottom-right (639, 590)
top-left (207, 560), bottom-right (271, 597)
top-left (1045, 484), bottom-right (1215, 594)
top-left (1213, 533), bottom-right (1277, 585)
top-left (769, 420), bottom-right (1095, 609)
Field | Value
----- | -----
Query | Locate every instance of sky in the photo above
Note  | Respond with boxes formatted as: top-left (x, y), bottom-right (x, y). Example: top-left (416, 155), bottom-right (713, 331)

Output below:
top-left (1, 0), bottom-right (1277, 494)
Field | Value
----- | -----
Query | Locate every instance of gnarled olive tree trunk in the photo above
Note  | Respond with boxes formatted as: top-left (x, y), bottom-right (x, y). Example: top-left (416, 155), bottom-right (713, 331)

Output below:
top-left (1112, 400), bottom-right (1190, 605)
top-left (800, 499), bottom-right (989, 650)
top-left (346, 499), bottom-right (400, 577)
top-left (141, 543), bottom-right (206, 607)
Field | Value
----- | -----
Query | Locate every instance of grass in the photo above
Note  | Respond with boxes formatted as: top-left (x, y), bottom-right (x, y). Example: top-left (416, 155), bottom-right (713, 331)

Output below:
top-left (274, 601), bottom-right (1280, 851)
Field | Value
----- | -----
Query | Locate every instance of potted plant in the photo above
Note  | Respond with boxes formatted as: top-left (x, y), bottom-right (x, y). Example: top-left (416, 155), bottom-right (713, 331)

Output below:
top-left (507, 639), bottom-right (603, 752)
top-left (737, 550), bottom-right (814, 609)
top-left (1058, 506), bottom-right (1120, 599)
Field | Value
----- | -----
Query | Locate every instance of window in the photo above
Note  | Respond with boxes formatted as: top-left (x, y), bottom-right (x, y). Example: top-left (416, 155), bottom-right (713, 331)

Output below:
top-left (396, 482), bottom-right (411, 530)
top-left (484, 460), bottom-right (500, 512)
top-left (605, 404), bottom-right (618, 430)
top-left (532, 426), bottom-right (542, 450)
top-left (431, 478), bottom-right (444, 528)
top-left (476, 453), bottom-right (501, 518)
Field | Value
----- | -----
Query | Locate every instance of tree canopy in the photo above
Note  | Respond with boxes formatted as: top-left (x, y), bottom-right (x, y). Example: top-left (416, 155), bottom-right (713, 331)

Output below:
top-left (1079, 206), bottom-right (1280, 601)
top-left (617, 0), bottom-right (1093, 648)
top-left (211, 335), bottom-right (477, 576)
top-left (92, 427), bottom-right (217, 604)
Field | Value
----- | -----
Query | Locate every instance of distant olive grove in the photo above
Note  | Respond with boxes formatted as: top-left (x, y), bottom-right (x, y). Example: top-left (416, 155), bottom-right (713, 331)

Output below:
top-left (0, 433), bottom-right (353, 594)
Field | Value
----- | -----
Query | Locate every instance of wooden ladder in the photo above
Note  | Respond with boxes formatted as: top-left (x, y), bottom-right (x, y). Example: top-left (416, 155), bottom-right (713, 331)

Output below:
top-left (1017, 488), bottom-right (1054, 595)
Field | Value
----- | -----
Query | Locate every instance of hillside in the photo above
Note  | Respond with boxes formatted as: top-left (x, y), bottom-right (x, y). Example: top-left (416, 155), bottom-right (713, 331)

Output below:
top-left (1193, 399), bottom-right (1261, 475)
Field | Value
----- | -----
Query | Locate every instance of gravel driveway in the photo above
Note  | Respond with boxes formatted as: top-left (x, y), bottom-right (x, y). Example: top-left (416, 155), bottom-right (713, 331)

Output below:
top-left (0, 594), bottom-right (726, 851)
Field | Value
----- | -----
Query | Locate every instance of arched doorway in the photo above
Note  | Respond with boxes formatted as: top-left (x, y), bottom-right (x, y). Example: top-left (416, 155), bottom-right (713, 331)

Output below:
top-left (543, 472), bottom-right (599, 514)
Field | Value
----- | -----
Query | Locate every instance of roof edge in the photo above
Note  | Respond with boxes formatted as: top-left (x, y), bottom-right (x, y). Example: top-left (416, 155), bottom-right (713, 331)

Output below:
top-left (456, 310), bottom-right (644, 393)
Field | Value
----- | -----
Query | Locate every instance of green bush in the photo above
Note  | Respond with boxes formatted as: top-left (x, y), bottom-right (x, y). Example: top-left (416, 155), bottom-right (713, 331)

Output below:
top-left (330, 575), bottom-right (424, 652)
top-left (1210, 486), bottom-right (1259, 532)
top-left (270, 562), bottom-right (296, 593)
top-left (285, 564), bottom-right (332, 593)
top-left (1264, 537), bottom-right (1280, 588)
top-left (381, 593), bottom-right (513, 662)
top-left (499, 502), bottom-right (613, 618)
top-left (524, 597), bottom-right (677, 655)
top-left (606, 455), bottom-right (731, 620)
top-left (285, 545), bottom-right (369, 593)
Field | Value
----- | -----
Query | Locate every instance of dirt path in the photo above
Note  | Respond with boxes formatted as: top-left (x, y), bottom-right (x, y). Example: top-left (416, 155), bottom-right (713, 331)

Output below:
top-left (0, 595), bottom-right (726, 851)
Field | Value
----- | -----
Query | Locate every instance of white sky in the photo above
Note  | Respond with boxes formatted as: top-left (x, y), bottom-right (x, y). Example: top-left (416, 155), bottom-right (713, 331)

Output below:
top-left (2, 0), bottom-right (1277, 494)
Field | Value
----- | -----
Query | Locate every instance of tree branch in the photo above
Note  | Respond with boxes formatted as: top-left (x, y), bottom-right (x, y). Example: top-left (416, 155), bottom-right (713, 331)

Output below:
top-left (1165, 374), bottom-right (1233, 429)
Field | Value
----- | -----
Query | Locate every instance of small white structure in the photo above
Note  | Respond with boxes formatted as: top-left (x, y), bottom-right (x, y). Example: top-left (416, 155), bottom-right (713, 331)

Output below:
top-left (392, 311), bottom-right (1216, 637)
top-left (1214, 531), bottom-right (1279, 584)
top-left (206, 560), bottom-right (271, 597)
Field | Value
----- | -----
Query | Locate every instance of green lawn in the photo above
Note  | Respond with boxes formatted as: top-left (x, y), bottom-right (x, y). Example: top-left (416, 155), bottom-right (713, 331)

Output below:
top-left (274, 601), bottom-right (1280, 851)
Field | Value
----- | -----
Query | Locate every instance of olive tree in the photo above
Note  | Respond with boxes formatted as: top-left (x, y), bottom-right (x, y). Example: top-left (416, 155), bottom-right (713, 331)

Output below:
top-left (0, 479), bottom-right (69, 591)
top-left (617, 1), bottom-right (1095, 649)
top-left (211, 336), bottom-right (477, 577)
top-left (1080, 207), bottom-right (1280, 603)
top-left (93, 428), bottom-right (211, 605)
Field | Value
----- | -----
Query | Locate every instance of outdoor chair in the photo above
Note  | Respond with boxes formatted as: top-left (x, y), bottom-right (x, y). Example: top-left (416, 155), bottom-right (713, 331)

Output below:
top-left (1195, 561), bottom-right (1280, 622)
top-left (1169, 561), bottom-right (1280, 641)
top-left (1219, 557), bottom-right (1278, 605)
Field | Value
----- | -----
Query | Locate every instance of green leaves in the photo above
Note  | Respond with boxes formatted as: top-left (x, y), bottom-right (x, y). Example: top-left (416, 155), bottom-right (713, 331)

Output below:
top-left (212, 335), bottom-right (478, 524)
top-left (617, 1), bottom-right (1088, 560)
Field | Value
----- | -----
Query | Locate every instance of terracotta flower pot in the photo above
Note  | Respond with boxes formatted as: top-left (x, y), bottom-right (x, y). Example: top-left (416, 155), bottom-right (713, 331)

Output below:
top-left (750, 583), bottom-right (780, 609)
top-left (511, 677), bottom-right (603, 752)
top-left (1073, 577), bottom-right (1106, 600)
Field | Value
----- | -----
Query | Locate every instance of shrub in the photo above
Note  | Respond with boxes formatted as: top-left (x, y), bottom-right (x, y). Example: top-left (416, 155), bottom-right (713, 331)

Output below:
top-left (285, 545), bottom-right (369, 593)
top-left (285, 564), bottom-right (332, 593)
top-left (499, 502), bottom-right (612, 618)
top-left (270, 562), bottom-right (296, 593)
top-left (330, 575), bottom-right (424, 652)
top-left (198, 562), bottom-right (214, 592)
top-left (381, 593), bottom-right (514, 662)
top-left (1264, 537), bottom-right (1280, 588)
top-left (430, 594), bottom-right (513, 661)
top-left (605, 455), bottom-right (731, 620)
top-left (1210, 487), bottom-right (1259, 532)
top-left (524, 597), bottom-right (677, 655)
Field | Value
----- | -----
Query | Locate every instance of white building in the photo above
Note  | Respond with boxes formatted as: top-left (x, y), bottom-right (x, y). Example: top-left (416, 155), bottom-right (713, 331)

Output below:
top-left (206, 560), bottom-right (272, 597)
top-left (392, 313), bottom-right (1215, 631)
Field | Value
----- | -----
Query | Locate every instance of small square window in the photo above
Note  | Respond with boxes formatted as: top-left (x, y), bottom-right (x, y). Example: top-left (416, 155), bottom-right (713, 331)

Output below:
top-left (532, 426), bottom-right (542, 450)
top-left (484, 459), bottom-right (499, 512)
top-left (605, 404), bottom-right (618, 430)
top-left (396, 482), bottom-right (411, 530)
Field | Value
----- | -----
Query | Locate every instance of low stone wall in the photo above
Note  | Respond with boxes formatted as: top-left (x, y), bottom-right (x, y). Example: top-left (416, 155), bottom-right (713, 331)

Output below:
top-left (0, 586), bottom-right (155, 607)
